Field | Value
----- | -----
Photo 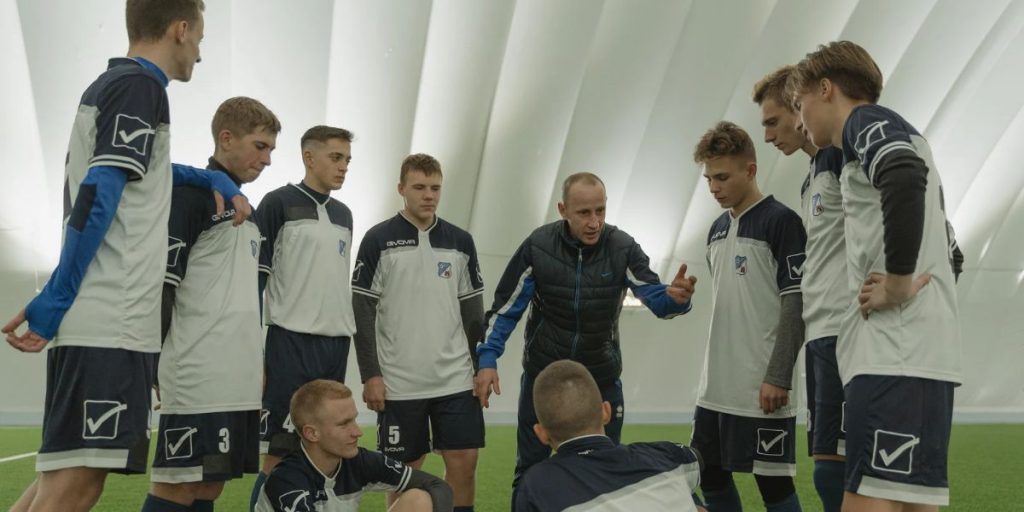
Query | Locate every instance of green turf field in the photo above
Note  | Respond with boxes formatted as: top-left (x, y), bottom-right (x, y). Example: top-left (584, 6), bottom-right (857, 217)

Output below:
top-left (0, 424), bottom-right (1018, 510)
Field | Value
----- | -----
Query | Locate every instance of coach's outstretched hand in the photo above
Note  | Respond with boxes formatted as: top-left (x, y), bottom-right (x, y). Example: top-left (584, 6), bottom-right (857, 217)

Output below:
top-left (363, 376), bottom-right (386, 412)
top-left (858, 272), bottom-right (931, 319)
top-left (474, 368), bottom-right (501, 408)
top-left (666, 263), bottom-right (698, 304)
top-left (3, 308), bottom-right (48, 352)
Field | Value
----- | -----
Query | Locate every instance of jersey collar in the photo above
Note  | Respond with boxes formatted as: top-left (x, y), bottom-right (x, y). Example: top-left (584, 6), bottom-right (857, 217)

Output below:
top-left (730, 194), bottom-right (772, 220)
top-left (127, 56), bottom-right (169, 87)
top-left (555, 434), bottom-right (614, 456)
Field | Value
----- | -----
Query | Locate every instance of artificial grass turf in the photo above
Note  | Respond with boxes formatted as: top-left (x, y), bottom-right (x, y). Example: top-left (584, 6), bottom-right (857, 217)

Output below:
top-left (0, 424), bottom-right (1018, 510)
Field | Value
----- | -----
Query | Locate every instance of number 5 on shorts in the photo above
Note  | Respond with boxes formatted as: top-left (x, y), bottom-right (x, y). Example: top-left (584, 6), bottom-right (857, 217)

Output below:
top-left (388, 425), bottom-right (400, 445)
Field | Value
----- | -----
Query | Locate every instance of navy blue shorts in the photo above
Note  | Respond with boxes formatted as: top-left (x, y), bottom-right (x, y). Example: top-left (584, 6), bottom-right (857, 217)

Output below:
top-left (690, 406), bottom-right (797, 476)
top-left (37, 346), bottom-right (155, 474)
top-left (805, 336), bottom-right (846, 457)
top-left (152, 409), bottom-right (261, 483)
top-left (377, 390), bottom-right (485, 463)
top-left (844, 375), bottom-right (954, 506)
top-left (262, 325), bottom-right (350, 456)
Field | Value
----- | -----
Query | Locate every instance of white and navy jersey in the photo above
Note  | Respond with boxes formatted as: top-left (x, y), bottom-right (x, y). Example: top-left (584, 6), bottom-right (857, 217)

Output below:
top-left (54, 57), bottom-right (171, 352)
top-left (699, 196), bottom-right (806, 418)
top-left (161, 159), bottom-right (262, 414)
top-left (838, 105), bottom-right (962, 385)
top-left (256, 444), bottom-right (411, 512)
top-left (257, 183), bottom-right (355, 337)
top-left (352, 213), bottom-right (484, 400)
top-left (800, 147), bottom-right (848, 342)
top-left (514, 435), bottom-right (701, 512)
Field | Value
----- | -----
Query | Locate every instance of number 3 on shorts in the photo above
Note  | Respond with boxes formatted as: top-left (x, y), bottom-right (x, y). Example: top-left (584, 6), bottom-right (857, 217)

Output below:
top-left (218, 427), bottom-right (230, 453)
top-left (388, 425), bottom-right (400, 445)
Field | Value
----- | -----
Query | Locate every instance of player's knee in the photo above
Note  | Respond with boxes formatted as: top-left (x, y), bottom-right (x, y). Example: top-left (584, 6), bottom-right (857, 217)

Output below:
top-left (753, 474), bottom-right (796, 504)
top-left (441, 449), bottom-right (478, 475)
top-left (194, 481), bottom-right (226, 501)
top-left (150, 481), bottom-right (201, 505)
top-left (39, 468), bottom-right (106, 511)
top-left (390, 488), bottom-right (433, 512)
top-left (698, 465), bottom-right (733, 492)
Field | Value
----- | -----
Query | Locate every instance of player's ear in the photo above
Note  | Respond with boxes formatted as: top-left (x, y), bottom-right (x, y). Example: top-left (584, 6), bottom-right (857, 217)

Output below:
top-left (533, 424), bottom-right (552, 447)
top-left (217, 129), bottom-right (234, 152)
top-left (302, 424), bottom-right (318, 443)
top-left (171, 20), bottom-right (189, 44)
top-left (601, 401), bottom-right (611, 426)
top-left (746, 161), bottom-right (758, 179)
top-left (557, 202), bottom-right (567, 219)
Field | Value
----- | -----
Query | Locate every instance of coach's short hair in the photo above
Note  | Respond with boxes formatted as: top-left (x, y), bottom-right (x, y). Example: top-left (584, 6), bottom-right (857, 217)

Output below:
top-left (290, 379), bottom-right (353, 433)
top-left (753, 65), bottom-right (796, 111)
top-left (534, 361), bottom-right (604, 445)
top-left (126, 0), bottom-right (204, 45)
top-left (561, 172), bottom-right (606, 204)
top-left (301, 125), bottom-right (354, 150)
top-left (693, 121), bottom-right (756, 164)
top-left (210, 97), bottom-right (281, 142)
top-left (789, 41), bottom-right (883, 104)
top-left (400, 153), bottom-right (442, 183)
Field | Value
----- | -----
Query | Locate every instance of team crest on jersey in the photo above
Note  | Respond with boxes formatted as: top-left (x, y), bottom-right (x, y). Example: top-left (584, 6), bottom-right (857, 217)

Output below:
top-left (251, 240), bottom-right (259, 258)
top-left (812, 193), bottom-right (824, 216)
top-left (338, 240), bottom-right (347, 256)
top-left (735, 255), bottom-right (747, 276)
top-left (438, 262), bottom-right (453, 279)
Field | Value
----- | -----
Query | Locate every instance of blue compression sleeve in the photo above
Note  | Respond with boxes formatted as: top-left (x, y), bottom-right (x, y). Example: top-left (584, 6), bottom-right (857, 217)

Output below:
top-left (25, 166), bottom-right (128, 340)
top-left (172, 163), bottom-right (242, 200)
top-left (632, 283), bottom-right (691, 318)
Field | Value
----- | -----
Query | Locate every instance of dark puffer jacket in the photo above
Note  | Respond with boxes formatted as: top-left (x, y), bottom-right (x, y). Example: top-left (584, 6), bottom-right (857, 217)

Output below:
top-left (478, 221), bottom-right (689, 385)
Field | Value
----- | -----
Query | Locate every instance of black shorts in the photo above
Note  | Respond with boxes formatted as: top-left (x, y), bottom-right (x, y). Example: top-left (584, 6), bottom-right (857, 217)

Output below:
top-left (805, 336), bottom-right (846, 457)
top-left (377, 390), bottom-right (485, 462)
top-left (690, 406), bottom-right (797, 476)
top-left (262, 325), bottom-right (350, 456)
top-left (36, 346), bottom-right (155, 474)
top-left (152, 409), bottom-right (261, 483)
top-left (844, 375), bottom-right (953, 506)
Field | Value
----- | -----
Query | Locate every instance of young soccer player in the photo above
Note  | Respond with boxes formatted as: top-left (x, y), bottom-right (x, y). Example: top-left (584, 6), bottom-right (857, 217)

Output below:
top-left (0, 2), bottom-right (248, 511)
top-left (250, 125), bottom-right (358, 508)
top-left (790, 40), bottom-right (962, 511)
top-left (754, 66), bottom-right (847, 512)
top-left (691, 121), bottom-right (806, 512)
top-left (255, 380), bottom-right (453, 512)
top-left (144, 96), bottom-right (280, 512)
top-left (352, 154), bottom-right (485, 512)
top-left (514, 360), bottom-right (705, 512)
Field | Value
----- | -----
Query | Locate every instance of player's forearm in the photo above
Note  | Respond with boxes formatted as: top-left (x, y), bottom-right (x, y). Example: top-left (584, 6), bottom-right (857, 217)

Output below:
top-left (26, 166), bottom-right (128, 339)
top-left (405, 468), bottom-right (454, 512)
top-left (875, 151), bottom-right (928, 275)
top-left (460, 295), bottom-right (485, 372)
top-left (171, 163), bottom-right (241, 199)
top-left (352, 293), bottom-right (383, 382)
top-left (633, 283), bottom-right (691, 318)
top-left (764, 293), bottom-right (804, 388)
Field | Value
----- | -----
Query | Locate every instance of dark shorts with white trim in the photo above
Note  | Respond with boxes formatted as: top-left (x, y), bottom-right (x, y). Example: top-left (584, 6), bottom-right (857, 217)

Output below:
top-left (843, 375), bottom-right (954, 506)
top-left (690, 406), bottom-right (797, 476)
top-left (377, 390), bottom-right (485, 463)
top-left (261, 325), bottom-right (351, 457)
top-left (151, 409), bottom-right (261, 483)
top-left (37, 346), bottom-right (156, 474)
top-left (805, 336), bottom-right (846, 457)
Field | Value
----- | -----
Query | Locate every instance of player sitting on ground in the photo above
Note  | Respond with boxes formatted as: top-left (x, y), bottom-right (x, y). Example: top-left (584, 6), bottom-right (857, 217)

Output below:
top-left (514, 360), bottom-right (705, 512)
top-left (255, 380), bottom-right (453, 512)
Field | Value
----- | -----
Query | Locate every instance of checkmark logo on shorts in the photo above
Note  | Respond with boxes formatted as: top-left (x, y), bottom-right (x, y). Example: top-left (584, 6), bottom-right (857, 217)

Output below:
top-left (756, 428), bottom-right (787, 456)
top-left (278, 490), bottom-right (311, 512)
top-left (82, 400), bottom-right (127, 440)
top-left (164, 426), bottom-right (198, 460)
top-left (871, 429), bottom-right (919, 474)
top-left (260, 409), bottom-right (270, 436)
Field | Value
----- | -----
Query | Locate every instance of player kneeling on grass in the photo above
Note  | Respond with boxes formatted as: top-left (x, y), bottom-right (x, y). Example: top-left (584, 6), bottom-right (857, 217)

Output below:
top-left (256, 379), bottom-right (453, 512)
top-left (514, 360), bottom-right (705, 512)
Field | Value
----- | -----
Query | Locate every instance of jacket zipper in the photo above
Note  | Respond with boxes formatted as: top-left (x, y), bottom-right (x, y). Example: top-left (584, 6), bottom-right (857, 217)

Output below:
top-left (570, 247), bottom-right (582, 358)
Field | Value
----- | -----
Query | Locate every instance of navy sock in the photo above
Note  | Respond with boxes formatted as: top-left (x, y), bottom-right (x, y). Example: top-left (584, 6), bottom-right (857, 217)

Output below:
top-left (189, 499), bottom-right (214, 512)
top-left (141, 494), bottom-right (190, 512)
top-left (813, 459), bottom-right (845, 512)
top-left (702, 481), bottom-right (742, 512)
top-left (454, 507), bottom-right (475, 512)
top-left (250, 471), bottom-right (268, 511)
top-left (765, 492), bottom-right (802, 512)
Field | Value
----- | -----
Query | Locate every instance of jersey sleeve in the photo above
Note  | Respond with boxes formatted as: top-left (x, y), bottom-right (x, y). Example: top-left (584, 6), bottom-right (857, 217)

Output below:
top-left (458, 233), bottom-right (485, 301)
top-left (479, 237), bottom-right (536, 369)
top-left (842, 104), bottom-right (917, 185)
top-left (90, 74), bottom-right (166, 180)
top-left (769, 209), bottom-right (807, 296)
top-left (349, 448), bottom-right (412, 492)
top-left (626, 240), bottom-right (690, 318)
top-left (352, 228), bottom-right (384, 299)
top-left (165, 187), bottom-right (209, 288)
top-left (254, 192), bottom-right (286, 277)
top-left (257, 467), bottom-right (318, 512)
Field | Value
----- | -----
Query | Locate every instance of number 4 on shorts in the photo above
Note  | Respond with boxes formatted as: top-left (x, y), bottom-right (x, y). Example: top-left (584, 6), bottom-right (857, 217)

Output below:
top-left (283, 414), bottom-right (295, 433)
